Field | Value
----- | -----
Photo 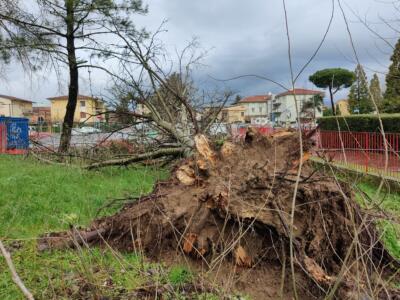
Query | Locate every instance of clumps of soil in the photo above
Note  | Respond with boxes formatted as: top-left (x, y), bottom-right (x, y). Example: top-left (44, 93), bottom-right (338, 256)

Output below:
top-left (39, 129), bottom-right (400, 299)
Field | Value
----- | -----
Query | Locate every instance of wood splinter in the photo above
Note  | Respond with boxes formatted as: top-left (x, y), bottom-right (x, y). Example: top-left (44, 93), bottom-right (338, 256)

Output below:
top-left (234, 245), bottom-right (252, 267)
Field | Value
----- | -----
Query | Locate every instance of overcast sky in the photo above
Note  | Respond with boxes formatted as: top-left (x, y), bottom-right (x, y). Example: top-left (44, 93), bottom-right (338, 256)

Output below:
top-left (0, 0), bottom-right (398, 106)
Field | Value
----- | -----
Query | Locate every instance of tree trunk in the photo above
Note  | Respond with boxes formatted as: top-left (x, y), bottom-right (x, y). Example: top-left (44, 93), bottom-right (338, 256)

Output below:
top-left (329, 86), bottom-right (336, 116)
top-left (85, 147), bottom-right (186, 170)
top-left (59, 0), bottom-right (78, 153)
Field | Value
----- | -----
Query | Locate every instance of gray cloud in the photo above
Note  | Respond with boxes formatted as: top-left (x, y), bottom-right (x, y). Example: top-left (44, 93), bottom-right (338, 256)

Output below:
top-left (0, 0), bottom-right (397, 105)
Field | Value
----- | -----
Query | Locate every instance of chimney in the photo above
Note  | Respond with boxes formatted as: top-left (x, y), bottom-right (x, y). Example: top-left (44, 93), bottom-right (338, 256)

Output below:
top-left (268, 92), bottom-right (275, 100)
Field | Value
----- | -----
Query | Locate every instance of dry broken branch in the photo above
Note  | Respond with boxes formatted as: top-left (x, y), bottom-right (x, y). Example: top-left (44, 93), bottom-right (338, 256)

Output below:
top-left (85, 147), bottom-right (186, 170)
top-left (0, 240), bottom-right (34, 300)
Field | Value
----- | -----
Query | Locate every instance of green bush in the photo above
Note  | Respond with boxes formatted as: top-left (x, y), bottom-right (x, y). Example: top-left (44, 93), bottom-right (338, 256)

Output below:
top-left (317, 114), bottom-right (400, 132)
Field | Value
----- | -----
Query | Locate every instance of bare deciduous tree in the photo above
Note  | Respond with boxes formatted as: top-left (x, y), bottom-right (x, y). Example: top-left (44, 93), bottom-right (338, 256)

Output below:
top-left (85, 31), bottom-right (232, 168)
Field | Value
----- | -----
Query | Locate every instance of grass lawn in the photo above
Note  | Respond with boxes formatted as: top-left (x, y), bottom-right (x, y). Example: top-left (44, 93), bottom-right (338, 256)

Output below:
top-left (0, 155), bottom-right (165, 239)
top-left (0, 155), bottom-right (176, 299)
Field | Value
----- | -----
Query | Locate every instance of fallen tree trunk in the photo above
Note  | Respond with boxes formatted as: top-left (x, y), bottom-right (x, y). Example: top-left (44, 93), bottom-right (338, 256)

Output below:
top-left (85, 147), bottom-right (186, 170)
top-left (39, 130), bottom-right (400, 299)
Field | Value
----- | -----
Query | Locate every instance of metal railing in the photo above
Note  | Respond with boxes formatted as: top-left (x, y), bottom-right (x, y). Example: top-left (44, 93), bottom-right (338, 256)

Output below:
top-left (316, 130), bottom-right (400, 178)
top-left (230, 126), bottom-right (400, 178)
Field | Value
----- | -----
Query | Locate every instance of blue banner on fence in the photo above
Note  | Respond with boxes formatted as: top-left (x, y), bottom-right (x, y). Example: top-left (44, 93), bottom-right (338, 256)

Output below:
top-left (0, 117), bottom-right (29, 150)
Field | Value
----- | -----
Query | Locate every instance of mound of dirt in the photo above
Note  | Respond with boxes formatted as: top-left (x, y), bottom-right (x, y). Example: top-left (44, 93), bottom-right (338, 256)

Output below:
top-left (39, 129), bottom-right (400, 299)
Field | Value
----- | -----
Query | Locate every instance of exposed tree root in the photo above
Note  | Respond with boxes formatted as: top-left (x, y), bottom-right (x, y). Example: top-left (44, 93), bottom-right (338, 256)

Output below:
top-left (39, 130), bottom-right (400, 299)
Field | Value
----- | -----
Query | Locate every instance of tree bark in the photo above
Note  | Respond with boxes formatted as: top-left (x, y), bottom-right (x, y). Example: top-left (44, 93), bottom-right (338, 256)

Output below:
top-left (85, 147), bottom-right (186, 170)
top-left (59, 0), bottom-right (78, 153)
top-left (329, 86), bottom-right (336, 115)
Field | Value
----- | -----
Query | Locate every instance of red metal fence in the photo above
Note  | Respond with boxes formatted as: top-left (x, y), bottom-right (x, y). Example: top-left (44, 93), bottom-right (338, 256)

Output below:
top-left (230, 124), bottom-right (276, 140)
top-left (231, 126), bottom-right (400, 178)
top-left (316, 130), bottom-right (400, 178)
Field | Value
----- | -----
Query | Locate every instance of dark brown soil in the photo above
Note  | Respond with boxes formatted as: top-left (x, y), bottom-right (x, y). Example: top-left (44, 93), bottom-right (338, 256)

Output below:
top-left (39, 129), bottom-right (400, 299)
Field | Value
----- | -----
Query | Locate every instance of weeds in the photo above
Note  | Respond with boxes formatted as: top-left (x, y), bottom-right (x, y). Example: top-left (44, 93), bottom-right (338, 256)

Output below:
top-left (168, 266), bottom-right (192, 286)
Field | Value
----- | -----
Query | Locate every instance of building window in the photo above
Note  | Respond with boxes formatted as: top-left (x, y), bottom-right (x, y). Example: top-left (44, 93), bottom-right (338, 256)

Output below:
top-left (80, 101), bottom-right (86, 107)
top-left (80, 112), bottom-right (86, 118)
top-left (259, 107), bottom-right (262, 113)
top-left (252, 108), bottom-right (255, 113)
top-left (241, 112), bottom-right (244, 116)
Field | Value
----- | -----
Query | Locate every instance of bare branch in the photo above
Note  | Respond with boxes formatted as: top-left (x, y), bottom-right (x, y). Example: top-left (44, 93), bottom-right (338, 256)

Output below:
top-left (0, 241), bottom-right (34, 300)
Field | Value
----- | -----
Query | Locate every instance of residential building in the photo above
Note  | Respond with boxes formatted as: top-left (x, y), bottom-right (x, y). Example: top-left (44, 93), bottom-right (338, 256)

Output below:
top-left (0, 95), bottom-right (33, 118)
top-left (135, 103), bottom-right (151, 115)
top-left (221, 105), bottom-right (246, 123)
top-left (48, 95), bottom-right (106, 124)
top-left (199, 105), bottom-right (224, 123)
top-left (272, 89), bottom-right (324, 126)
top-left (31, 107), bottom-right (51, 124)
top-left (336, 99), bottom-right (350, 116)
top-left (238, 94), bottom-right (273, 122)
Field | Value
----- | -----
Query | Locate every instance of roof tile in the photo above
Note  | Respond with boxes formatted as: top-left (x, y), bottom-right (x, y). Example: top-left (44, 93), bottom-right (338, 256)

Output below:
top-left (0, 95), bottom-right (34, 103)
top-left (47, 94), bottom-right (100, 101)
top-left (238, 95), bottom-right (272, 103)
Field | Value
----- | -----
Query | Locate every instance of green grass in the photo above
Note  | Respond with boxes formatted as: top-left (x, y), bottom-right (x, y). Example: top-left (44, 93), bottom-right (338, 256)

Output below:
top-left (0, 155), bottom-right (168, 299)
top-left (0, 155), bottom-right (164, 238)
top-left (0, 242), bottom-right (150, 299)
top-left (168, 266), bottom-right (192, 286)
top-left (355, 182), bottom-right (400, 259)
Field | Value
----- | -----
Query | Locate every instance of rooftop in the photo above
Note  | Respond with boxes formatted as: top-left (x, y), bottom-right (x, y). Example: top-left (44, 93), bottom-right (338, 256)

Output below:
top-left (276, 88), bottom-right (324, 97)
top-left (222, 105), bottom-right (246, 111)
top-left (47, 94), bottom-right (101, 101)
top-left (0, 95), bottom-right (34, 103)
top-left (238, 95), bottom-right (272, 103)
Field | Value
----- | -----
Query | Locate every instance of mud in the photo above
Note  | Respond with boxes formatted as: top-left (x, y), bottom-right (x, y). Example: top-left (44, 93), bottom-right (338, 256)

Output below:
top-left (39, 129), bottom-right (400, 299)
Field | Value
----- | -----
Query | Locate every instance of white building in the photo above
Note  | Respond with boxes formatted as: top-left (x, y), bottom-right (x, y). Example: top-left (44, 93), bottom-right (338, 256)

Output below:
top-left (271, 89), bottom-right (324, 126)
top-left (238, 94), bottom-right (273, 123)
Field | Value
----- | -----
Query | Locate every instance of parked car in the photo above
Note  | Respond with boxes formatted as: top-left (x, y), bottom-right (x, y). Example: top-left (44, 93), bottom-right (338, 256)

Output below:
top-left (72, 126), bottom-right (101, 135)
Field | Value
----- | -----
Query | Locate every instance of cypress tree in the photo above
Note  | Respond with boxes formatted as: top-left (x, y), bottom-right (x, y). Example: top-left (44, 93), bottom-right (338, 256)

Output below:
top-left (384, 39), bottom-right (400, 100)
top-left (369, 73), bottom-right (383, 108)
top-left (348, 64), bottom-right (373, 114)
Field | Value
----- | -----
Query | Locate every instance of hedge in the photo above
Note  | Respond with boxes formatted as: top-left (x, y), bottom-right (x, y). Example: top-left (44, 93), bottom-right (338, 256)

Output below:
top-left (317, 114), bottom-right (400, 133)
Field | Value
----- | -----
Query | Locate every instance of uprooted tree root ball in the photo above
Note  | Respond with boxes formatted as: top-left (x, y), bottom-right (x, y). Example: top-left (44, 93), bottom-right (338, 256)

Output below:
top-left (39, 129), bottom-right (400, 299)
